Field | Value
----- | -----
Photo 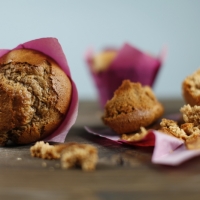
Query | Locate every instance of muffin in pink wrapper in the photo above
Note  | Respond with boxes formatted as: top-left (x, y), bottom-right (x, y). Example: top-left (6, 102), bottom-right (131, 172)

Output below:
top-left (0, 37), bottom-right (78, 145)
top-left (85, 43), bottom-right (165, 108)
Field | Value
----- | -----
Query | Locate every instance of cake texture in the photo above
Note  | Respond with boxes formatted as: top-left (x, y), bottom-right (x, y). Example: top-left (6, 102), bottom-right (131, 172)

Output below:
top-left (102, 79), bottom-right (164, 134)
top-left (160, 104), bottom-right (200, 143)
top-left (182, 69), bottom-right (200, 106)
top-left (30, 141), bottom-right (98, 171)
top-left (0, 49), bottom-right (72, 145)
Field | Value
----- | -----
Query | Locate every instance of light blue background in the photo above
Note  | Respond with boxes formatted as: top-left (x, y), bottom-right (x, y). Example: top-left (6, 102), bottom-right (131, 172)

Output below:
top-left (0, 0), bottom-right (200, 100)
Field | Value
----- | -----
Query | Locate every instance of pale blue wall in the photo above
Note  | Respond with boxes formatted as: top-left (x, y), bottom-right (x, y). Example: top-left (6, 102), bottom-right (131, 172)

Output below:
top-left (0, 0), bottom-right (200, 100)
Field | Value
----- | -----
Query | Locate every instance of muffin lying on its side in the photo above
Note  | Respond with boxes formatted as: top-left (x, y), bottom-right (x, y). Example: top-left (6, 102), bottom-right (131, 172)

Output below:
top-left (0, 49), bottom-right (72, 146)
top-left (102, 80), bottom-right (164, 134)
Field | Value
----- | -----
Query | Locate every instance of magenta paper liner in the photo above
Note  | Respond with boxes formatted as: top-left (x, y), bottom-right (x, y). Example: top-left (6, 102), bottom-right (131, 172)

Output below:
top-left (0, 38), bottom-right (78, 143)
top-left (85, 127), bottom-right (200, 166)
top-left (152, 134), bottom-right (200, 166)
top-left (85, 43), bottom-right (165, 107)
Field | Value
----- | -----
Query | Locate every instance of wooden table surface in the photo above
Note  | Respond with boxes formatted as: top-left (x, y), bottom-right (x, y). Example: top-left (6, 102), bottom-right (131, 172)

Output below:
top-left (1, 99), bottom-right (200, 200)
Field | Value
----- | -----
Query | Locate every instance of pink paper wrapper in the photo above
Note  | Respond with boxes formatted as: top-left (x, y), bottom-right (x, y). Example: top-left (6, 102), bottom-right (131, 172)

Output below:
top-left (85, 127), bottom-right (200, 166)
top-left (0, 37), bottom-right (78, 143)
top-left (85, 43), bottom-right (165, 108)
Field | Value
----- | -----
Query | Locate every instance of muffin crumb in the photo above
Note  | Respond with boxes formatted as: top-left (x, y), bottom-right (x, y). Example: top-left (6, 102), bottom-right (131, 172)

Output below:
top-left (160, 104), bottom-right (200, 144)
top-left (30, 141), bottom-right (70, 160)
top-left (61, 143), bottom-right (98, 171)
top-left (121, 127), bottom-right (148, 142)
top-left (30, 141), bottom-right (98, 171)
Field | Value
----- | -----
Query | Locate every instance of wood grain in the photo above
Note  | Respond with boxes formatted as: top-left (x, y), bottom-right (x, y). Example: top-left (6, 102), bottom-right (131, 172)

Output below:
top-left (1, 99), bottom-right (200, 200)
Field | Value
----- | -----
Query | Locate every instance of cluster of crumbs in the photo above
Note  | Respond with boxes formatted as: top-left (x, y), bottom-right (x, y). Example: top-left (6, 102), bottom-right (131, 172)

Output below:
top-left (160, 104), bottom-right (200, 149)
top-left (121, 127), bottom-right (148, 142)
top-left (121, 104), bottom-right (200, 150)
top-left (30, 141), bottom-right (98, 171)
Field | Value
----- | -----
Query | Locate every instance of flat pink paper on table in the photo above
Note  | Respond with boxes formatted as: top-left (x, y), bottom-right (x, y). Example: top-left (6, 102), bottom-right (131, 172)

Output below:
top-left (85, 127), bottom-right (200, 166)
top-left (0, 38), bottom-right (78, 143)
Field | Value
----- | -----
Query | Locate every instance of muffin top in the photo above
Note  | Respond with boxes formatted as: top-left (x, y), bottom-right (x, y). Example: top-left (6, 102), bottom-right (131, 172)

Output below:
top-left (102, 80), bottom-right (164, 134)
top-left (0, 49), bottom-right (72, 145)
top-left (103, 79), bottom-right (162, 118)
top-left (182, 69), bottom-right (200, 106)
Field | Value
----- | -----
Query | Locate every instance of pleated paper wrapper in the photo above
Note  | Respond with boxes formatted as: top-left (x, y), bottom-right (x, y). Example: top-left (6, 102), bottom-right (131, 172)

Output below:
top-left (85, 43), bottom-right (165, 108)
top-left (0, 37), bottom-right (78, 143)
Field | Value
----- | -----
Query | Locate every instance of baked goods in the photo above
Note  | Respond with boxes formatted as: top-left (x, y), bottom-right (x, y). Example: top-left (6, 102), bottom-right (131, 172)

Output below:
top-left (160, 118), bottom-right (200, 142)
top-left (86, 43), bottom-right (163, 108)
top-left (30, 141), bottom-right (98, 171)
top-left (92, 50), bottom-right (117, 72)
top-left (102, 80), bottom-right (164, 134)
top-left (0, 49), bottom-right (72, 146)
top-left (121, 127), bottom-right (148, 142)
top-left (182, 69), bottom-right (200, 106)
top-left (158, 69), bottom-right (200, 148)
top-left (30, 141), bottom-right (68, 159)
top-left (60, 142), bottom-right (98, 171)
top-left (159, 69), bottom-right (200, 149)
top-left (160, 104), bottom-right (200, 143)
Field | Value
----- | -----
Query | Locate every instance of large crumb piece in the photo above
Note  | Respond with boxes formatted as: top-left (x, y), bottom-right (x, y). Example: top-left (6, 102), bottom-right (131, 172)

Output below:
top-left (30, 141), bottom-right (98, 171)
top-left (160, 104), bottom-right (200, 148)
top-left (160, 118), bottom-right (200, 142)
top-left (30, 141), bottom-right (56, 159)
top-left (61, 143), bottom-right (98, 171)
top-left (180, 104), bottom-right (200, 126)
top-left (121, 127), bottom-right (148, 142)
top-left (30, 141), bottom-right (46, 158)
top-left (30, 141), bottom-right (68, 160)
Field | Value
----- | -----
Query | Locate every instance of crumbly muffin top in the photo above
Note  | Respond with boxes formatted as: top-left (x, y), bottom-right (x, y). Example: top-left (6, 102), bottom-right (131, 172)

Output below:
top-left (0, 61), bottom-right (61, 145)
top-left (103, 79), bottom-right (160, 118)
top-left (183, 69), bottom-right (200, 97)
top-left (180, 104), bottom-right (200, 126)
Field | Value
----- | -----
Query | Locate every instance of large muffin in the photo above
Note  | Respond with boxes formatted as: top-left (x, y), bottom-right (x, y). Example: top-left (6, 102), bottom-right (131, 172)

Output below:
top-left (102, 80), bottom-right (164, 134)
top-left (182, 69), bottom-right (200, 106)
top-left (0, 49), bottom-right (72, 145)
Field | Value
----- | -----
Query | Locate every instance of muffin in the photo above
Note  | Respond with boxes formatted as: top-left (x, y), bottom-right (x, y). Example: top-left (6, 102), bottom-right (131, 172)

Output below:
top-left (85, 43), bottom-right (163, 108)
top-left (102, 80), bottom-right (164, 134)
top-left (182, 69), bottom-right (200, 106)
top-left (0, 49), bottom-right (72, 146)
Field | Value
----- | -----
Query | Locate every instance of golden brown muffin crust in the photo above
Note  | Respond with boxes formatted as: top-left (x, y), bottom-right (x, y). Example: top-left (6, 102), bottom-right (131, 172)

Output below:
top-left (0, 49), bottom-right (72, 145)
top-left (159, 104), bottom-right (200, 144)
top-left (102, 80), bottom-right (164, 134)
top-left (182, 69), bottom-right (200, 106)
